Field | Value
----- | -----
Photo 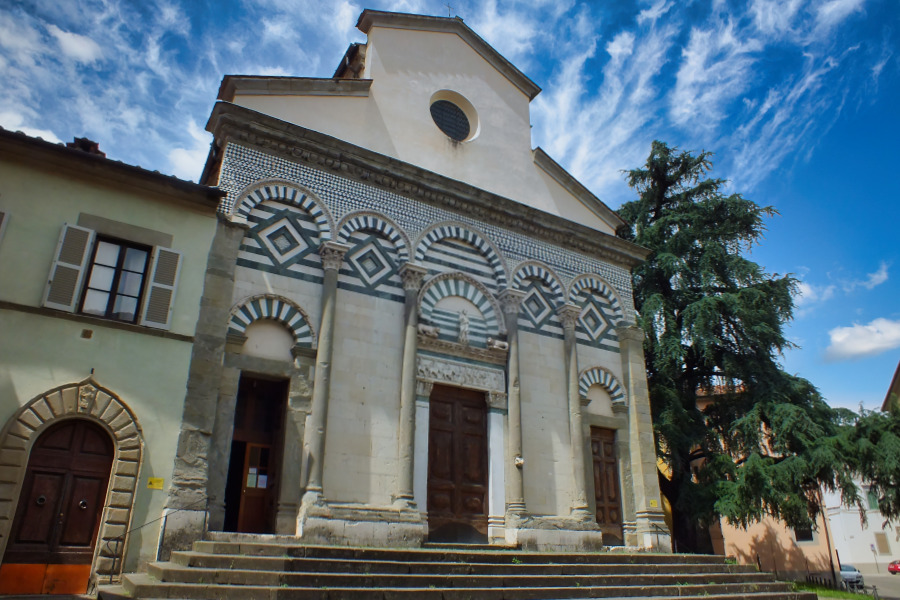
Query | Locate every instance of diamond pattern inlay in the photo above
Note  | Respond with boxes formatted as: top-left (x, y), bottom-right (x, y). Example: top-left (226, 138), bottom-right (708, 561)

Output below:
top-left (258, 218), bottom-right (310, 264)
top-left (579, 302), bottom-right (609, 340)
top-left (348, 239), bottom-right (396, 288)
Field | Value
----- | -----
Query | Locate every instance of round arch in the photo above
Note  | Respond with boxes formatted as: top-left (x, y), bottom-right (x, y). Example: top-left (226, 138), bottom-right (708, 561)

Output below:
top-left (232, 180), bottom-right (335, 242)
top-left (578, 366), bottom-right (626, 405)
top-left (419, 271), bottom-right (505, 336)
top-left (0, 378), bottom-right (144, 582)
top-left (414, 221), bottom-right (508, 289)
top-left (569, 274), bottom-right (626, 326)
top-left (228, 294), bottom-right (317, 349)
top-left (511, 260), bottom-right (566, 307)
top-left (337, 211), bottom-right (411, 262)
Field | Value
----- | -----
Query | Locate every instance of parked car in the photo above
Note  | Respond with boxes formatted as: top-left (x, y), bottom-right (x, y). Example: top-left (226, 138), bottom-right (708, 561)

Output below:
top-left (840, 564), bottom-right (865, 589)
top-left (889, 559), bottom-right (900, 575)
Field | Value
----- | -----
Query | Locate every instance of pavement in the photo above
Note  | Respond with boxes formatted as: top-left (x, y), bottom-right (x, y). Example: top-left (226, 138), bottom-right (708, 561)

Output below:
top-left (865, 573), bottom-right (900, 600)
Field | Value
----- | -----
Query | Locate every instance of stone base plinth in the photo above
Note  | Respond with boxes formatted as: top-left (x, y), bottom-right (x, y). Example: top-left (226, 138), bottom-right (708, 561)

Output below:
top-left (505, 515), bottom-right (604, 552)
top-left (158, 508), bottom-right (208, 560)
top-left (298, 501), bottom-right (427, 547)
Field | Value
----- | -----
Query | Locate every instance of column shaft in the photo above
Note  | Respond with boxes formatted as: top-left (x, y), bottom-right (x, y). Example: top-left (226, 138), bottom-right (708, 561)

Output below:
top-left (559, 303), bottom-right (590, 517)
top-left (394, 263), bottom-right (428, 507)
top-left (302, 242), bottom-right (349, 505)
top-left (500, 290), bottom-right (526, 515)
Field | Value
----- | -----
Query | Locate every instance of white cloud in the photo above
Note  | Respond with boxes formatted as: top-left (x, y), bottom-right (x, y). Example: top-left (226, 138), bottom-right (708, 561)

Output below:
top-left (167, 119), bottom-right (211, 182)
top-left (47, 24), bottom-right (103, 63)
top-left (794, 281), bottom-right (836, 308)
top-left (826, 318), bottom-right (900, 361)
top-left (637, 0), bottom-right (674, 25)
top-left (0, 110), bottom-right (62, 143)
top-left (840, 261), bottom-right (890, 292)
top-left (749, 0), bottom-right (803, 36)
top-left (815, 0), bottom-right (865, 32)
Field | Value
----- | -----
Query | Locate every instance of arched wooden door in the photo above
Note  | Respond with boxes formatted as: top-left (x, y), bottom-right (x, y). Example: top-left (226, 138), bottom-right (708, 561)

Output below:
top-left (0, 419), bottom-right (114, 595)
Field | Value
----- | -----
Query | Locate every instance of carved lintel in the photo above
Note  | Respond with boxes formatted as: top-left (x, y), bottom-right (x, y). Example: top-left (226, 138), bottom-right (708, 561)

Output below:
top-left (319, 241), bottom-right (351, 271)
top-left (416, 355), bottom-right (505, 393)
top-left (498, 288), bottom-right (527, 315)
top-left (399, 262), bottom-right (429, 291)
top-left (487, 391), bottom-right (508, 410)
top-left (417, 335), bottom-right (507, 365)
top-left (557, 303), bottom-right (581, 331)
top-left (415, 379), bottom-right (434, 398)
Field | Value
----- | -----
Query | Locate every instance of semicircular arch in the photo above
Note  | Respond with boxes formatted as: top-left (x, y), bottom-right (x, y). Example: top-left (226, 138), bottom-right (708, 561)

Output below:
top-left (228, 294), bottom-right (317, 349)
top-left (511, 260), bottom-right (565, 307)
top-left (579, 366), bottom-right (626, 405)
top-left (337, 211), bottom-right (411, 262)
top-left (569, 274), bottom-right (626, 326)
top-left (419, 272), bottom-right (505, 336)
top-left (233, 179), bottom-right (335, 242)
top-left (0, 378), bottom-right (144, 581)
top-left (414, 221), bottom-right (508, 289)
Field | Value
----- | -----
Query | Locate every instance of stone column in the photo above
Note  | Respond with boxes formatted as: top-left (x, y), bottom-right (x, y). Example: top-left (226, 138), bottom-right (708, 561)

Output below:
top-left (558, 303), bottom-right (591, 519)
top-left (412, 379), bottom-right (434, 511)
top-left (394, 263), bottom-right (429, 509)
top-left (161, 216), bottom-right (245, 556)
top-left (301, 241), bottom-right (350, 507)
top-left (276, 353), bottom-right (313, 534)
top-left (616, 324), bottom-right (670, 550)
top-left (498, 289), bottom-right (527, 517)
top-left (206, 367), bottom-right (242, 532)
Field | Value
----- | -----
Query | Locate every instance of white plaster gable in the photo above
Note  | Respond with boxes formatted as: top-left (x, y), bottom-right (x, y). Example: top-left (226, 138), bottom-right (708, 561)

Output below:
top-left (223, 11), bottom-right (622, 235)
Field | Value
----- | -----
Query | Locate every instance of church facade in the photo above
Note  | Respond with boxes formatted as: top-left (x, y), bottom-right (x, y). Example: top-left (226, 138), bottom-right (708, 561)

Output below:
top-left (161, 10), bottom-right (668, 554)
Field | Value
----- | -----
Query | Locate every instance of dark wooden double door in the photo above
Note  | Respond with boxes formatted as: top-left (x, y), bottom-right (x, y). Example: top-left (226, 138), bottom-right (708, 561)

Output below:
top-left (591, 427), bottom-right (624, 545)
top-left (223, 376), bottom-right (286, 533)
top-left (427, 385), bottom-right (489, 543)
top-left (1, 419), bottom-right (113, 595)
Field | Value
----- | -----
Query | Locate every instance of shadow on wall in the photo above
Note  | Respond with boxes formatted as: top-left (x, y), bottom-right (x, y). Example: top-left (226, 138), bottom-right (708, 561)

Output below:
top-left (727, 520), bottom-right (836, 582)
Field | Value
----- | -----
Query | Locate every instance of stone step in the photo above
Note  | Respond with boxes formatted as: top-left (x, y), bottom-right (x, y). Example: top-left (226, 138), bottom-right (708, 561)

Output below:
top-left (146, 562), bottom-right (777, 588)
top-left (170, 550), bottom-right (760, 575)
top-left (193, 540), bottom-right (729, 565)
top-left (116, 572), bottom-right (807, 600)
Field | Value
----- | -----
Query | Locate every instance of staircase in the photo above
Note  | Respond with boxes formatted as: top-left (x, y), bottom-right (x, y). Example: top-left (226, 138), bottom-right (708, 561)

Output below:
top-left (99, 533), bottom-right (816, 599)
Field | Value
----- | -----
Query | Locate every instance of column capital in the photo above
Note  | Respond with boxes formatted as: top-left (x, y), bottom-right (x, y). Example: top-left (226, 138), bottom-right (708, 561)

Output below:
top-left (615, 324), bottom-right (645, 343)
top-left (487, 391), bottom-right (508, 410)
top-left (319, 241), bottom-right (351, 271)
top-left (498, 288), bottom-right (527, 315)
top-left (399, 262), bottom-right (429, 291)
top-left (556, 302), bottom-right (581, 331)
top-left (415, 378), bottom-right (434, 399)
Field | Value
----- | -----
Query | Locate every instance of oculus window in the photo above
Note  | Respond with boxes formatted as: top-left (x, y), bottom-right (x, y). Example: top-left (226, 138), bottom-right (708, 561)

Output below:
top-left (430, 100), bottom-right (470, 142)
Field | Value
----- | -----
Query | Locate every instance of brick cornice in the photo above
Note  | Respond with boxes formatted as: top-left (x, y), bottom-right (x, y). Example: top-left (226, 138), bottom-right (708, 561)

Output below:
top-left (206, 102), bottom-right (649, 271)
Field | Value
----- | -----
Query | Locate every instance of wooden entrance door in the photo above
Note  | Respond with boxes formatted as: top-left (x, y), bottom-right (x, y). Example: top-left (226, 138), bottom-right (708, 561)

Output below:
top-left (591, 427), bottom-right (624, 545)
top-left (223, 376), bottom-right (286, 533)
top-left (0, 420), bottom-right (113, 595)
top-left (427, 384), bottom-right (488, 543)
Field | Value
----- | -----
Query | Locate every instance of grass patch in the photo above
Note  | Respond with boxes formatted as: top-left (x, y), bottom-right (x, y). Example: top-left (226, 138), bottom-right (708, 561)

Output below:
top-left (793, 582), bottom-right (870, 599)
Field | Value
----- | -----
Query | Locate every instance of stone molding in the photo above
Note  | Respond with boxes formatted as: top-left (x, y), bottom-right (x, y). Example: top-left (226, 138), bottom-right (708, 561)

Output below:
top-left (417, 335), bottom-right (507, 365)
top-left (487, 391), bottom-right (508, 410)
top-left (206, 103), bottom-right (649, 270)
top-left (414, 220), bottom-right (509, 288)
top-left (498, 288), bottom-right (527, 315)
top-left (615, 324), bottom-right (645, 343)
top-left (0, 378), bottom-right (143, 582)
top-left (415, 379), bottom-right (434, 398)
top-left (416, 355), bottom-right (505, 394)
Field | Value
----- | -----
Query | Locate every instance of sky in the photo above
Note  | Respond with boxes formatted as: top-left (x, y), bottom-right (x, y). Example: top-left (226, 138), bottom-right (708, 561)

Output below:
top-left (1, 0), bottom-right (898, 411)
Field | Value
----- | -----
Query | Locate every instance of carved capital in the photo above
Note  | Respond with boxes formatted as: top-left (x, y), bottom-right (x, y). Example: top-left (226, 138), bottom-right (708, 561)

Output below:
top-left (415, 379), bottom-right (434, 398)
top-left (399, 262), bottom-right (429, 291)
top-left (488, 391), bottom-right (508, 410)
top-left (557, 303), bottom-right (581, 331)
top-left (498, 289), bottom-right (527, 315)
top-left (319, 241), bottom-right (351, 271)
top-left (579, 396), bottom-right (591, 407)
top-left (615, 325), bottom-right (645, 343)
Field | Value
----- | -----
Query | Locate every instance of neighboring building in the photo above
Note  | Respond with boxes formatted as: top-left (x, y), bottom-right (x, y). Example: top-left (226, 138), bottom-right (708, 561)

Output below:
top-left (824, 485), bottom-right (898, 575)
top-left (159, 10), bottom-right (668, 555)
top-left (884, 359), bottom-right (899, 414)
top-left (0, 130), bottom-right (222, 594)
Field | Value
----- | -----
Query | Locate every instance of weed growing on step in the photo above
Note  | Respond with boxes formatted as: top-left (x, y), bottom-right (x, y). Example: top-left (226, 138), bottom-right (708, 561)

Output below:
top-left (511, 557), bottom-right (522, 565)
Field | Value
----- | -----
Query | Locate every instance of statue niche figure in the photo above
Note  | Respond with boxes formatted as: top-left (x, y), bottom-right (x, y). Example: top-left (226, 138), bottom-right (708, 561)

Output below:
top-left (458, 310), bottom-right (469, 346)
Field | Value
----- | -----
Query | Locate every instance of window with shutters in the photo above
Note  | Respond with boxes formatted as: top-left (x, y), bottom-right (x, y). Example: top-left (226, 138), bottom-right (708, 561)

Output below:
top-left (42, 223), bottom-right (182, 330)
top-left (79, 237), bottom-right (150, 323)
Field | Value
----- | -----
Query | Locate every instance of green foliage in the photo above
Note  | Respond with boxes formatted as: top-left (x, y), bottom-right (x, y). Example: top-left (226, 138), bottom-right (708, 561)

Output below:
top-left (839, 408), bottom-right (900, 520)
top-left (618, 141), bottom-right (858, 549)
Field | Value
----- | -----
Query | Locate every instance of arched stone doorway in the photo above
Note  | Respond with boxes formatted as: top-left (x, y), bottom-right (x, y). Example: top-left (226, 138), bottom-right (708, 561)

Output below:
top-left (0, 379), bottom-right (143, 592)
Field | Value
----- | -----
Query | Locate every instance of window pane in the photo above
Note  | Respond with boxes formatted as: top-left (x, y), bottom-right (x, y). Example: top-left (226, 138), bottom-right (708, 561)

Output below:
top-left (112, 295), bottom-right (138, 321)
top-left (82, 289), bottom-right (110, 316)
top-left (88, 264), bottom-right (116, 291)
top-left (123, 247), bottom-right (148, 273)
top-left (868, 489), bottom-right (879, 510)
top-left (117, 271), bottom-right (144, 297)
top-left (94, 241), bottom-right (121, 267)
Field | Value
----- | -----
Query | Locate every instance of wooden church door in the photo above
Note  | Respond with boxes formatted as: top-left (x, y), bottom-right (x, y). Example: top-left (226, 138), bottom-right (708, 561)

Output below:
top-left (427, 384), bottom-right (488, 543)
top-left (591, 426), bottom-right (624, 545)
top-left (0, 419), bottom-right (113, 595)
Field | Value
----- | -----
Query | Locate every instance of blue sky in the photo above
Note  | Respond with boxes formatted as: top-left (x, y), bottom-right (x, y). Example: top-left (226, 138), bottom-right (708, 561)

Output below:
top-left (1, 0), bottom-right (897, 410)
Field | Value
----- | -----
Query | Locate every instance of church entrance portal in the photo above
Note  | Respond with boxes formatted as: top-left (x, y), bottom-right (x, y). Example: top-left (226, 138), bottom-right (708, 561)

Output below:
top-left (224, 375), bottom-right (287, 533)
top-left (591, 426), bottom-right (624, 545)
top-left (426, 384), bottom-right (488, 543)
top-left (1, 419), bottom-right (113, 595)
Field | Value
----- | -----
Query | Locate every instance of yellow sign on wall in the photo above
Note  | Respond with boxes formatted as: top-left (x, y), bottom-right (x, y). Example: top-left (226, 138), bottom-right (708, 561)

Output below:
top-left (649, 499), bottom-right (658, 508)
top-left (147, 477), bottom-right (164, 490)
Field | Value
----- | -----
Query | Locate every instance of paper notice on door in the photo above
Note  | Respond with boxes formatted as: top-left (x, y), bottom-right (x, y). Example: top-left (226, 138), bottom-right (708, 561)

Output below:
top-left (258, 475), bottom-right (268, 488)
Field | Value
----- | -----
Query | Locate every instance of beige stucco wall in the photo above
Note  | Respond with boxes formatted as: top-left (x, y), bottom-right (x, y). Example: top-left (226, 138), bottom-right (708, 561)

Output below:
top-left (232, 26), bottom-right (615, 235)
top-left (519, 330), bottom-right (573, 515)
top-left (0, 158), bottom-right (217, 571)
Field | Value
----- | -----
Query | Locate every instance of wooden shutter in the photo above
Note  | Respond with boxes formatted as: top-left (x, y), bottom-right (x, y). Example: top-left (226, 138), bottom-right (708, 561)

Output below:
top-left (42, 224), bottom-right (95, 312)
top-left (140, 247), bottom-right (182, 329)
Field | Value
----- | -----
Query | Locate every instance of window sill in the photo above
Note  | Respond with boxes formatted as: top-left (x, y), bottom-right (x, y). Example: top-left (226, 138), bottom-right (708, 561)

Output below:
top-left (0, 300), bottom-right (194, 343)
